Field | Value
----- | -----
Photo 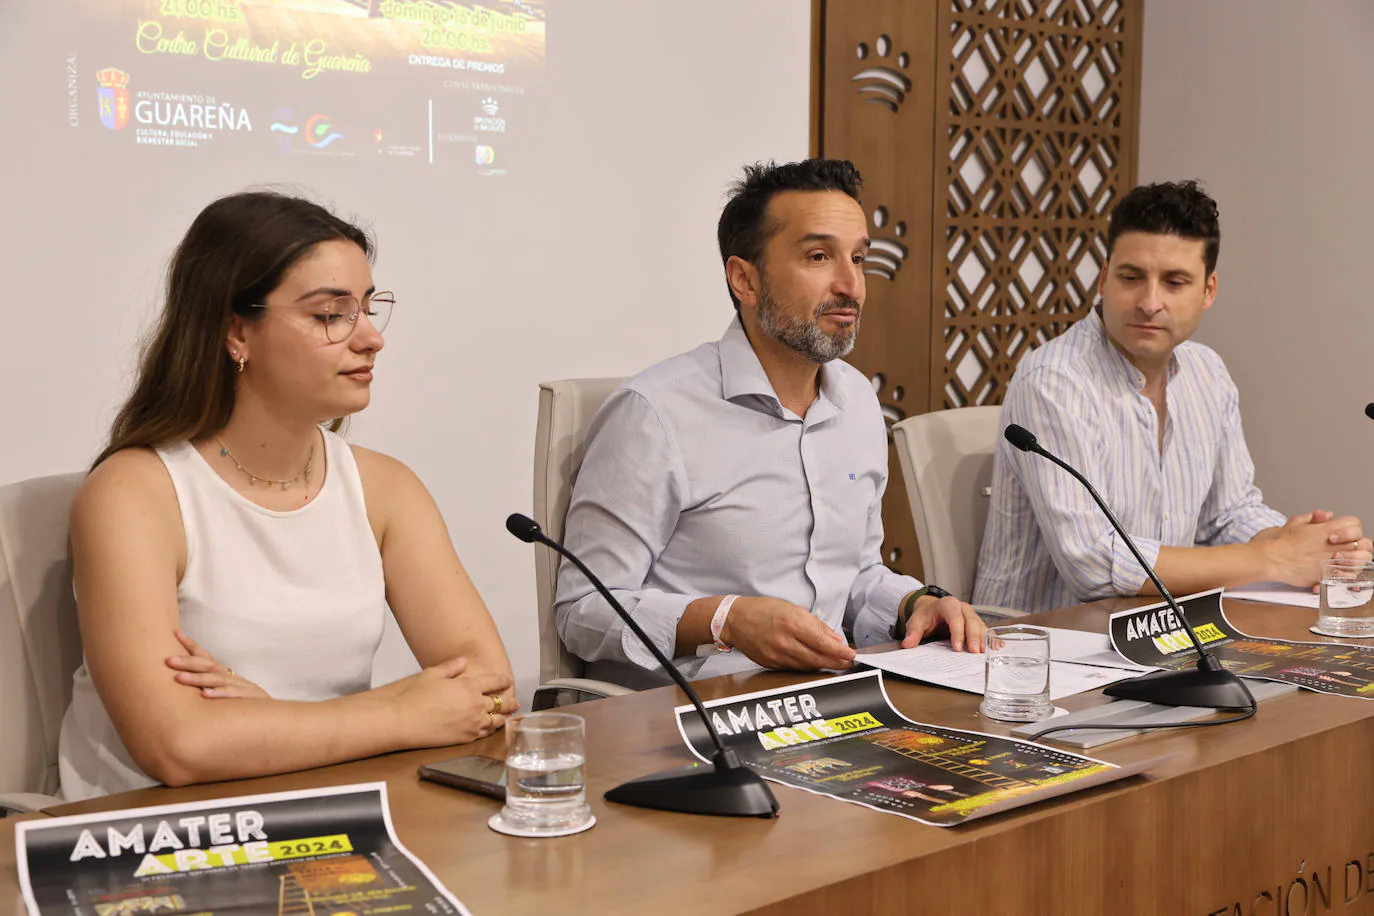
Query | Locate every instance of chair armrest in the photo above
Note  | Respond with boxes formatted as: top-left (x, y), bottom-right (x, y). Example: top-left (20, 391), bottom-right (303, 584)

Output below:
top-left (0, 792), bottom-right (64, 815)
top-left (532, 677), bottom-right (633, 710)
top-left (974, 605), bottom-right (1028, 622)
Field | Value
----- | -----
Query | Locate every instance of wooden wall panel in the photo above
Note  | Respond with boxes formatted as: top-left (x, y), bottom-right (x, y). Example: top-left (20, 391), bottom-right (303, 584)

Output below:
top-left (817, 0), bottom-right (940, 577)
top-left (815, 0), bottom-right (1142, 582)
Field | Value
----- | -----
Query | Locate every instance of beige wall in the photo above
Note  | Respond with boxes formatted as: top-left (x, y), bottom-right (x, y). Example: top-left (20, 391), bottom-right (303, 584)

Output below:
top-left (1138, 1), bottom-right (1374, 530)
top-left (0, 3), bottom-right (811, 701)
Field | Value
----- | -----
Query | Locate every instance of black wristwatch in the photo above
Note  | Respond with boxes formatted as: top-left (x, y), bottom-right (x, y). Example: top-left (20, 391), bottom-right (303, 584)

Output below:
top-left (890, 585), bottom-right (952, 641)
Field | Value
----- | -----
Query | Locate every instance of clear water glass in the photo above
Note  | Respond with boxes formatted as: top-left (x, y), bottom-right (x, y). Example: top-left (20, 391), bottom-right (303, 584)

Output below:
top-left (1316, 559), bottom-right (1374, 638)
top-left (980, 625), bottom-right (1053, 722)
top-left (496, 713), bottom-right (592, 835)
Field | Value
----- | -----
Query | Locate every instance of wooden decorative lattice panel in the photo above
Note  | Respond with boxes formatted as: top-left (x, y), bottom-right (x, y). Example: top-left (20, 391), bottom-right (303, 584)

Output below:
top-left (815, 0), bottom-right (1140, 579)
top-left (936, 0), bottom-right (1141, 407)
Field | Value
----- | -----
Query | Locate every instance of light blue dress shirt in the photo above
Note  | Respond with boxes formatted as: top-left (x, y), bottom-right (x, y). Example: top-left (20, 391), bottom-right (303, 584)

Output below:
top-left (555, 316), bottom-right (922, 687)
top-left (972, 308), bottom-right (1286, 614)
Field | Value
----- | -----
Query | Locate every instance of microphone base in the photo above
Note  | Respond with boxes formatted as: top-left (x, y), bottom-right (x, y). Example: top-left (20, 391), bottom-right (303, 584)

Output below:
top-left (1103, 662), bottom-right (1255, 709)
top-left (604, 754), bottom-right (779, 818)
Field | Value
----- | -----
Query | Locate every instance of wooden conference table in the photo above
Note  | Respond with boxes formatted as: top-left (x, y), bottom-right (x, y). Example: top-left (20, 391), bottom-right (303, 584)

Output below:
top-left (6, 598), bottom-right (1374, 915)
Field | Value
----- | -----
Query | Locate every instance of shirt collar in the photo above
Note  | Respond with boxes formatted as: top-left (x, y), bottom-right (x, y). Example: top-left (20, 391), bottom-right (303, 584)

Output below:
top-left (719, 315), bottom-right (776, 403)
top-left (717, 315), bottom-right (849, 418)
top-left (817, 355), bottom-right (848, 410)
top-left (1087, 305), bottom-right (1180, 392)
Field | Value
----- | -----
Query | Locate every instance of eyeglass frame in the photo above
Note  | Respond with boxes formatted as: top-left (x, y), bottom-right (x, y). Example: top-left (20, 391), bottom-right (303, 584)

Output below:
top-left (243, 291), bottom-right (396, 343)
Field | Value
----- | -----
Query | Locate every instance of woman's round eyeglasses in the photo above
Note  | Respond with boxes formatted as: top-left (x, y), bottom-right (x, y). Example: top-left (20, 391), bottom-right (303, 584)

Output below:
top-left (248, 292), bottom-right (395, 344)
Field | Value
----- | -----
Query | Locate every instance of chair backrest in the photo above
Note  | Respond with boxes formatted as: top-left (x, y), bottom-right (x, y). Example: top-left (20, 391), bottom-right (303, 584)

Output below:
top-left (531, 379), bottom-right (625, 684)
top-left (0, 472), bottom-right (85, 798)
top-left (891, 406), bottom-right (1002, 600)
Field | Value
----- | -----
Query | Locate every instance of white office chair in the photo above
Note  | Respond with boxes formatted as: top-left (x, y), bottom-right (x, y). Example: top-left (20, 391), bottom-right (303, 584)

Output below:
top-left (0, 472), bottom-right (85, 813)
top-left (530, 379), bottom-right (634, 709)
top-left (891, 407), bottom-right (1024, 620)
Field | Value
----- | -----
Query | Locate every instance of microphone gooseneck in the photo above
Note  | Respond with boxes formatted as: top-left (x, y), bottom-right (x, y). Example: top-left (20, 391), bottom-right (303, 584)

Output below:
top-left (505, 513), bottom-right (730, 758)
top-left (1003, 427), bottom-right (1211, 661)
top-left (507, 511), bottom-right (780, 817)
top-left (1005, 425), bottom-right (1255, 710)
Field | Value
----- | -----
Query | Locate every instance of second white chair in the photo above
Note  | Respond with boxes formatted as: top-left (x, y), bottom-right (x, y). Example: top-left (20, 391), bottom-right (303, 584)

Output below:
top-left (891, 406), bottom-right (1023, 619)
top-left (529, 378), bottom-right (634, 709)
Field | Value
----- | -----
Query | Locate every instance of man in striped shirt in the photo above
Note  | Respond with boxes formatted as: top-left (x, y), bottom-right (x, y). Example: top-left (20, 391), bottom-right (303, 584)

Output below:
top-left (973, 181), bottom-right (1371, 614)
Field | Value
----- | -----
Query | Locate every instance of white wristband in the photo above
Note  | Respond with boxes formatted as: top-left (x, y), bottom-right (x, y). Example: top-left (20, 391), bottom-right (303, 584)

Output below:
top-left (711, 595), bottom-right (740, 652)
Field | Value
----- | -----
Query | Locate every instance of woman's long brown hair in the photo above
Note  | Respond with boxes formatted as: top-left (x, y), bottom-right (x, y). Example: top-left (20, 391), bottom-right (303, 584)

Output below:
top-left (93, 192), bottom-right (373, 469)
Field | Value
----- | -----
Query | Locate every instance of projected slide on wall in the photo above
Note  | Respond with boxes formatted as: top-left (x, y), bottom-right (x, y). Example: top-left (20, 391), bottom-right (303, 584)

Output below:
top-left (67, 0), bottom-right (545, 176)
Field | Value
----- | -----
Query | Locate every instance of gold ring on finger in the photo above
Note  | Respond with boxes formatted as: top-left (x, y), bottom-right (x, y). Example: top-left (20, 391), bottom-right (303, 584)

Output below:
top-left (488, 693), bottom-right (503, 714)
top-left (488, 711), bottom-right (498, 727)
top-left (226, 668), bottom-right (235, 678)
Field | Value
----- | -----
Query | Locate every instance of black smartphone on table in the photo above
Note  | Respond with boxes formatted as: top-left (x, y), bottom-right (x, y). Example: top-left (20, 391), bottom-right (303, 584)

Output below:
top-left (418, 755), bottom-right (507, 800)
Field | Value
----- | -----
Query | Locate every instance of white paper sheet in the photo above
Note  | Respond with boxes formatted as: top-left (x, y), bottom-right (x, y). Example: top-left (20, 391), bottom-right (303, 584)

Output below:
top-left (1225, 582), bottom-right (1320, 609)
top-left (1045, 627), bottom-right (1154, 672)
top-left (860, 638), bottom-right (1143, 700)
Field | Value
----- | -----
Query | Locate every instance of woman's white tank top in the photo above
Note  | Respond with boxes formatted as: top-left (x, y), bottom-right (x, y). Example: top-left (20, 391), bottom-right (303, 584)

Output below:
top-left (58, 430), bottom-right (387, 800)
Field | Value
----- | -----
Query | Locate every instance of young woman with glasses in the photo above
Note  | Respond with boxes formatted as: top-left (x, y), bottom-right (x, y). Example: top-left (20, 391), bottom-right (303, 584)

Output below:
top-left (58, 191), bottom-right (518, 800)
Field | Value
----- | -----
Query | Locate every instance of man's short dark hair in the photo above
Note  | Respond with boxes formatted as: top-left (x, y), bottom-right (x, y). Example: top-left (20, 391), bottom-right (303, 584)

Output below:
top-left (717, 159), bottom-right (864, 308)
top-left (1106, 180), bottom-right (1221, 276)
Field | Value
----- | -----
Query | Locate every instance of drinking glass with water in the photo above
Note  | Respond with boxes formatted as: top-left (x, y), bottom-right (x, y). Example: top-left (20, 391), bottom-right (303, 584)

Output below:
top-left (979, 625), bottom-right (1053, 722)
top-left (1315, 559), bottom-right (1374, 638)
top-left (488, 712), bottom-right (595, 837)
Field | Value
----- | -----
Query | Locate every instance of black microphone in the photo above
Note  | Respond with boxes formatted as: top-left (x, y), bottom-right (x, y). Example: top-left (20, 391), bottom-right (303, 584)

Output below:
top-left (1004, 423), bottom-right (1040, 453)
top-left (505, 513), bottom-right (778, 818)
top-left (505, 514), bottom-right (543, 543)
top-left (1365, 403), bottom-right (1374, 422)
top-left (1002, 425), bottom-right (1254, 710)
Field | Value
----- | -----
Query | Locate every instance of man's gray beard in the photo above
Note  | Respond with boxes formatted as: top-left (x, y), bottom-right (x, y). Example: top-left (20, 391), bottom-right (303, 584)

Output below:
top-left (756, 284), bottom-right (860, 364)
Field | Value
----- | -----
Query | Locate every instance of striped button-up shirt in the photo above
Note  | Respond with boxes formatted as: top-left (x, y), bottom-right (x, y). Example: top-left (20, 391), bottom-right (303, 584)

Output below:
top-left (972, 308), bottom-right (1286, 614)
top-left (555, 316), bottom-right (921, 688)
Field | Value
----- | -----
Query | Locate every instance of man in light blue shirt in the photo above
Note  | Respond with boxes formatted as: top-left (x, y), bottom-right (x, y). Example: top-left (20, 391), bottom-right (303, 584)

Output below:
top-left (556, 159), bottom-right (984, 687)
top-left (974, 181), bottom-right (1371, 614)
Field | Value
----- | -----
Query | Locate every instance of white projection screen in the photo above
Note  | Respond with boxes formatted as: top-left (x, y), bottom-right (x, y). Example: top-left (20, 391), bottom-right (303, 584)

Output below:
top-left (0, 1), bottom-right (810, 698)
top-left (73, 0), bottom-right (545, 173)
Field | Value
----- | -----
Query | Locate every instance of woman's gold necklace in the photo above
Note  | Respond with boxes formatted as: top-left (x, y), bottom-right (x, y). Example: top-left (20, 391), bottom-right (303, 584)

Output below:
top-left (214, 436), bottom-right (313, 491)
